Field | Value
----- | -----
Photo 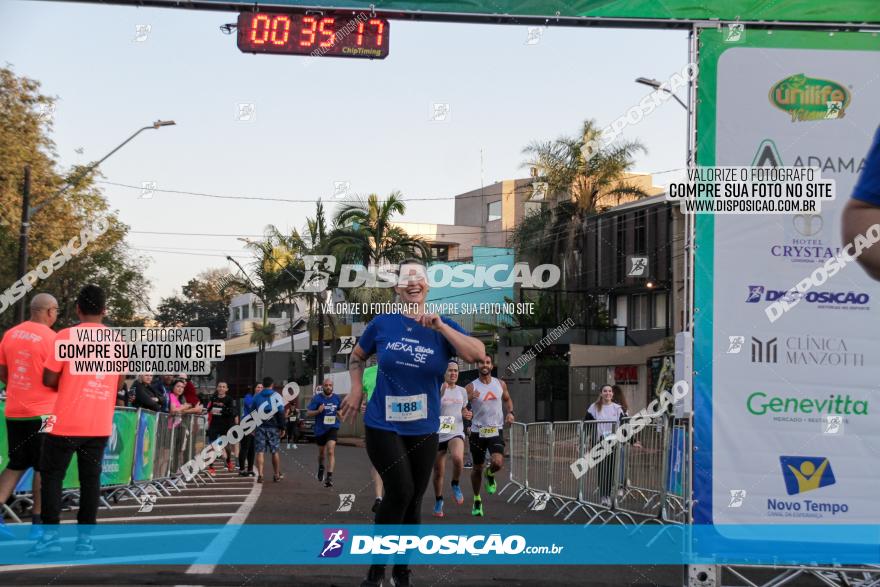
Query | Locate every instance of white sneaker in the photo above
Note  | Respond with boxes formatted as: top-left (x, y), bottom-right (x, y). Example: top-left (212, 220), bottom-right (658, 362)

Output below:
top-left (601, 497), bottom-right (612, 508)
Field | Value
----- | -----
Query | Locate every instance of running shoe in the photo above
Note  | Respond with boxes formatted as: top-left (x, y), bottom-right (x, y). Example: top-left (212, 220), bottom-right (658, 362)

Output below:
top-left (238, 470), bottom-right (248, 477)
top-left (257, 476), bottom-right (263, 483)
top-left (27, 532), bottom-right (61, 557)
top-left (207, 466), bottom-right (216, 476)
top-left (74, 536), bottom-right (97, 557)
top-left (601, 496), bottom-right (612, 508)
top-left (324, 477), bottom-right (333, 488)
top-left (317, 465), bottom-right (325, 482)
top-left (452, 484), bottom-right (464, 505)
top-left (226, 460), bottom-right (235, 472)
top-left (372, 498), bottom-right (382, 513)
top-left (471, 497), bottom-right (484, 517)
top-left (390, 568), bottom-right (413, 586)
top-left (247, 471), bottom-right (255, 477)
top-left (485, 468), bottom-right (497, 495)
top-left (463, 457), bottom-right (473, 469)
top-left (432, 498), bottom-right (444, 518)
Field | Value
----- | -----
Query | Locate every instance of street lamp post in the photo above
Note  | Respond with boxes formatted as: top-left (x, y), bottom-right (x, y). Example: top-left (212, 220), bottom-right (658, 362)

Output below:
top-left (15, 120), bottom-right (175, 322)
top-left (635, 77), bottom-right (688, 110)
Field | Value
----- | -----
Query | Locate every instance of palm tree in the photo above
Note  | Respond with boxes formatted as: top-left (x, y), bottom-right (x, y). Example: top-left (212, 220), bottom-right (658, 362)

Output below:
top-left (513, 119), bottom-right (651, 290)
top-left (521, 119), bottom-right (648, 214)
top-left (224, 239), bottom-right (287, 379)
top-left (331, 191), bottom-right (431, 267)
top-left (264, 200), bottom-right (339, 385)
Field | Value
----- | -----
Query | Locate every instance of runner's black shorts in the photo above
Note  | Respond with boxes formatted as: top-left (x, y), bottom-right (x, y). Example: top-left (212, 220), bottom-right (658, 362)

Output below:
top-left (6, 418), bottom-right (44, 471)
top-left (315, 428), bottom-right (338, 446)
top-left (468, 432), bottom-right (505, 465)
top-left (208, 424), bottom-right (233, 443)
top-left (438, 435), bottom-right (464, 453)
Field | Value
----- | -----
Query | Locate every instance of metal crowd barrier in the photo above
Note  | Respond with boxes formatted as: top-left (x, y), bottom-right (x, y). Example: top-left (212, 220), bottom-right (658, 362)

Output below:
top-left (0, 405), bottom-right (213, 521)
top-left (502, 414), bottom-right (692, 525)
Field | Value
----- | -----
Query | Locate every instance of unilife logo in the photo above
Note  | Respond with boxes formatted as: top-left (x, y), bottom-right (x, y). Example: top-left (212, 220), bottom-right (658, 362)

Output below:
top-left (769, 74), bottom-right (850, 122)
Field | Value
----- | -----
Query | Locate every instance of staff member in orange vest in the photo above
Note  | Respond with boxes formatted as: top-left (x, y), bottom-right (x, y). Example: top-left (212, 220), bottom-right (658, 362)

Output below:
top-left (29, 285), bottom-right (123, 556)
top-left (0, 293), bottom-right (59, 537)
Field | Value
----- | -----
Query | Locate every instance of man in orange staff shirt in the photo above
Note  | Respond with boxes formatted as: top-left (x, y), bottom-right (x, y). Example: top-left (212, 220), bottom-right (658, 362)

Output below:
top-left (29, 285), bottom-right (122, 557)
top-left (0, 293), bottom-right (59, 537)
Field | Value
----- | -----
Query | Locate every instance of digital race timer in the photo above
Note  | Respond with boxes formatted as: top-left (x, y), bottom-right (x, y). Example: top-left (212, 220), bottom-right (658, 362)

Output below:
top-left (237, 11), bottom-right (389, 59)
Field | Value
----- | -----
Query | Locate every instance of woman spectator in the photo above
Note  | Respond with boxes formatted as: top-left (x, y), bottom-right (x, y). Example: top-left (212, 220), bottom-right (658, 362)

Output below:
top-left (584, 385), bottom-right (625, 508)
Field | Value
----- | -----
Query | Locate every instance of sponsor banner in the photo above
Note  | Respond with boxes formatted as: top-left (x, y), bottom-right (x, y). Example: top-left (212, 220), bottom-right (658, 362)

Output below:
top-left (0, 524), bottom-right (876, 565)
top-left (63, 409), bottom-right (138, 488)
top-left (84, 0), bottom-right (879, 24)
top-left (133, 410), bottom-right (158, 482)
top-left (693, 30), bottom-right (880, 527)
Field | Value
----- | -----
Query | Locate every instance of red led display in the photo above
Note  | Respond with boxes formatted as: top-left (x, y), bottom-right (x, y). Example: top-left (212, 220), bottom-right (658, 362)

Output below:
top-left (237, 11), bottom-right (389, 59)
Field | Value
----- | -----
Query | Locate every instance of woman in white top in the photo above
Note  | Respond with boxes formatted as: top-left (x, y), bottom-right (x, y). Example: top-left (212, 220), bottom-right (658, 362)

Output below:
top-left (431, 360), bottom-right (470, 518)
top-left (584, 385), bottom-right (624, 507)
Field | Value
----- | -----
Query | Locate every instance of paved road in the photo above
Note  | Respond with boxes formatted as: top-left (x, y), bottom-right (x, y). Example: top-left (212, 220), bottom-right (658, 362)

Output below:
top-left (0, 442), bottom-right (688, 586)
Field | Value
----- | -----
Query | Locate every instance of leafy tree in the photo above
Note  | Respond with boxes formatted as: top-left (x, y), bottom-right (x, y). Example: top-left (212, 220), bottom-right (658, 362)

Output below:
top-left (512, 119), bottom-right (650, 292)
top-left (155, 268), bottom-right (242, 338)
top-left (332, 191), bottom-right (431, 267)
top-left (0, 66), bottom-right (149, 332)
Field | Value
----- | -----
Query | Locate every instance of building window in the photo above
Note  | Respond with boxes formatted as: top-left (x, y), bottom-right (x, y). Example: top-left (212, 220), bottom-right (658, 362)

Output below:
top-left (430, 245), bottom-right (449, 261)
top-left (631, 294), bottom-right (649, 331)
top-left (487, 200), bottom-right (502, 222)
top-left (233, 306), bottom-right (240, 321)
top-left (242, 305), bottom-right (249, 320)
top-left (634, 209), bottom-right (647, 254)
top-left (653, 292), bottom-right (667, 329)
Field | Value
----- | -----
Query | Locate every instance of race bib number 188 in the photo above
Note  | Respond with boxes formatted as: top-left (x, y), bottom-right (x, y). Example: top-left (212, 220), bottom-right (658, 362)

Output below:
top-left (386, 394), bottom-right (428, 422)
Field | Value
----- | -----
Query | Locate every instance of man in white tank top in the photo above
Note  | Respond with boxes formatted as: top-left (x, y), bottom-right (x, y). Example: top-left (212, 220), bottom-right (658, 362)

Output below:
top-left (431, 360), bottom-right (469, 518)
top-left (465, 355), bottom-right (514, 516)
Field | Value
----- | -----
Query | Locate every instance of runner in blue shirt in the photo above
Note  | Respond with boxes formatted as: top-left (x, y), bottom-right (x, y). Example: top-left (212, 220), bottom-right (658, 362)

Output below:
top-left (307, 378), bottom-right (341, 487)
top-left (339, 258), bottom-right (485, 587)
top-left (842, 124), bottom-right (880, 280)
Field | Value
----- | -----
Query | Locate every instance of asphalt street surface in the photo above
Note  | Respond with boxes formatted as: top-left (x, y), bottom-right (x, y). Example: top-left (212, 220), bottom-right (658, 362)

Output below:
top-left (0, 442), bottom-right (689, 586)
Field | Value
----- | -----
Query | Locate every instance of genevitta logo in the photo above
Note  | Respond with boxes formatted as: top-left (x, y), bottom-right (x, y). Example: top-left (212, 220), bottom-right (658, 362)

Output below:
top-left (744, 285), bottom-right (869, 309)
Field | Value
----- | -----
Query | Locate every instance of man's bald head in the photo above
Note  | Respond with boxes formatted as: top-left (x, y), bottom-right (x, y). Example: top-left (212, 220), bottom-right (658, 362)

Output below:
top-left (30, 293), bottom-right (59, 327)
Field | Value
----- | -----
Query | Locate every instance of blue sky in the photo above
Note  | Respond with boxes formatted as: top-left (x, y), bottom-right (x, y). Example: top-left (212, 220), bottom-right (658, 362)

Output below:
top-left (2, 1), bottom-right (687, 309)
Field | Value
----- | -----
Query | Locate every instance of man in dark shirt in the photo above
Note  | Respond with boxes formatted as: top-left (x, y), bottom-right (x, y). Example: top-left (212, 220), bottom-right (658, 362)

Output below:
top-left (206, 381), bottom-right (237, 474)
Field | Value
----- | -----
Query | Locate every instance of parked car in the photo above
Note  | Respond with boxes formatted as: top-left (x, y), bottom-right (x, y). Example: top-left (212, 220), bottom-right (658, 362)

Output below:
top-left (297, 408), bottom-right (315, 442)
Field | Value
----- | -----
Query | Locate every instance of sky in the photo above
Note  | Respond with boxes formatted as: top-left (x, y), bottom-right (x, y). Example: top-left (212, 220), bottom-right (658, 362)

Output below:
top-left (1, 1), bottom-right (688, 311)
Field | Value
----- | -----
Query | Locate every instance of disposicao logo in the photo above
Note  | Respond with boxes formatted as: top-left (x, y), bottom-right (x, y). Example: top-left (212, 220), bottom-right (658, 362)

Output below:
top-left (769, 74), bottom-right (850, 122)
top-left (319, 529), bottom-right (347, 558)
top-left (779, 456), bottom-right (836, 496)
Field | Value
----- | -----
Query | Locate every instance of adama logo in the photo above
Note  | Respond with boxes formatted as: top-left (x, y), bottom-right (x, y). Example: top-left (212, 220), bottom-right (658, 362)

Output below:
top-left (769, 74), bottom-right (850, 122)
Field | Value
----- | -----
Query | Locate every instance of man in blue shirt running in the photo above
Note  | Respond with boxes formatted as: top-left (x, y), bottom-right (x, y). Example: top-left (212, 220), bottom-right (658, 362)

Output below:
top-left (842, 125), bottom-right (880, 279)
top-left (307, 378), bottom-right (341, 488)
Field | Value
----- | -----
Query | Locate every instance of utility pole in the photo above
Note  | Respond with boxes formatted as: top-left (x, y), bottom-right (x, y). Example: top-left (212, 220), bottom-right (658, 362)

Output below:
top-left (13, 120), bottom-right (175, 324)
top-left (16, 166), bottom-right (31, 323)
